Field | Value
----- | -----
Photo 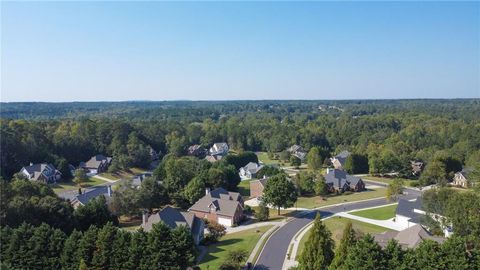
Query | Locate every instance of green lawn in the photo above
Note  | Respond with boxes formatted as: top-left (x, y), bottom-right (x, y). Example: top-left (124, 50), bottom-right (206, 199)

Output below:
top-left (51, 176), bottom-right (109, 193)
top-left (362, 176), bottom-right (416, 187)
top-left (250, 206), bottom-right (297, 222)
top-left (349, 204), bottom-right (398, 220)
top-left (256, 152), bottom-right (279, 165)
top-left (198, 225), bottom-right (273, 270)
top-left (238, 179), bottom-right (253, 198)
top-left (296, 188), bottom-right (386, 209)
top-left (297, 217), bottom-right (392, 258)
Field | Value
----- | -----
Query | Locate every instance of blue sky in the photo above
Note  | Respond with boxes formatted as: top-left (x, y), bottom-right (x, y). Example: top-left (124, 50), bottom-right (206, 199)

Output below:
top-left (1, 1), bottom-right (479, 101)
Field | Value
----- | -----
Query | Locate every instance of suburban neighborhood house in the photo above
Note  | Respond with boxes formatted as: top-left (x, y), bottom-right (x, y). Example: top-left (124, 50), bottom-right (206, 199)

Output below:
top-left (19, 163), bottom-right (61, 183)
top-left (410, 160), bottom-right (424, 176)
top-left (288, 144), bottom-right (307, 161)
top-left (187, 144), bottom-right (206, 157)
top-left (249, 178), bottom-right (268, 198)
top-left (324, 169), bottom-right (365, 193)
top-left (394, 198), bottom-right (452, 237)
top-left (452, 168), bottom-right (472, 188)
top-left (374, 224), bottom-right (445, 249)
top-left (188, 187), bottom-right (244, 227)
top-left (71, 185), bottom-right (113, 209)
top-left (209, 142), bottom-right (229, 156)
top-left (141, 206), bottom-right (204, 245)
top-left (239, 162), bottom-right (263, 180)
top-left (330, 150), bottom-right (351, 170)
top-left (79, 154), bottom-right (112, 174)
top-left (205, 155), bottom-right (223, 163)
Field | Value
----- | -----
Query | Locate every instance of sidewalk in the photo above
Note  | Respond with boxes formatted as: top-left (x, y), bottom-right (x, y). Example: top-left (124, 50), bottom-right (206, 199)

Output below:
top-left (225, 221), bottom-right (283, 234)
top-left (247, 225), bottom-right (280, 264)
top-left (91, 175), bottom-right (118, 183)
top-left (336, 212), bottom-right (405, 231)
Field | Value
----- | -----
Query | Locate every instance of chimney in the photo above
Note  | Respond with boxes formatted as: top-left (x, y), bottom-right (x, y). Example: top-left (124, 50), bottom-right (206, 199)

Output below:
top-left (142, 210), bottom-right (148, 226)
top-left (30, 162), bottom-right (33, 166)
top-left (205, 187), bottom-right (211, 195)
top-left (107, 185), bottom-right (112, 197)
top-left (326, 168), bottom-right (330, 174)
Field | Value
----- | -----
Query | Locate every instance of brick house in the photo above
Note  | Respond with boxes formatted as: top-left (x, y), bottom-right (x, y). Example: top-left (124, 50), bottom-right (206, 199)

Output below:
top-left (324, 168), bottom-right (365, 193)
top-left (249, 178), bottom-right (268, 198)
top-left (188, 187), bottom-right (243, 227)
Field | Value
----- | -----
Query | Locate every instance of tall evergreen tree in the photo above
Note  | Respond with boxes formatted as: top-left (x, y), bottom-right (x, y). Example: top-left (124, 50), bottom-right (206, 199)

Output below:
top-left (77, 226), bottom-right (99, 268)
top-left (127, 230), bottom-right (149, 270)
top-left (329, 221), bottom-right (356, 270)
top-left (383, 240), bottom-right (405, 270)
top-left (298, 213), bottom-right (334, 270)
top-left (171, 226), bottom-right (197, 269)
top-left (343, 234), bottom-right (386, 270)
top-left (145, 222), bottom-right (176, 269)
top-left (91, 222), bottom-right (117, 270)
top-left (110, 229), bottom-right (131, 270)
top-left (61, 230), bottom-right (82, 270)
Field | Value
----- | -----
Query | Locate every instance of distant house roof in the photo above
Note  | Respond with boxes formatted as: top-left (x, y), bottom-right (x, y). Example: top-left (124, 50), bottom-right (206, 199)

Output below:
top-left (455, 167), bottom-right (473, 178)
top-left (188, 188), bottom-right (242, 218)
top-left (205, 155), bottom-right (223, 162)
top-left (411, 161), bottom-right (424, 174)
top-left (241, 162), bottom-right (263, 174)
top-left (73, 185), bottom-right (113, 206)
top-left (374, 224), bottom-right (445, 249)
top-left (324, 169), bottom-right (362, 189)
top-left (209, 143), bottom-right (229, 156)
top-left (81, 155), bottom-right (112, 170)
top-left (21, 163), bottom-right (60, 181)
top-left (288, 145), bottom-right (304, 153)
top-left (331, 151), bottom-right (351, 166)
top-left (252, 178), bottom-right (268, 187)
top-left (142, 206), bottom-right (204, 238)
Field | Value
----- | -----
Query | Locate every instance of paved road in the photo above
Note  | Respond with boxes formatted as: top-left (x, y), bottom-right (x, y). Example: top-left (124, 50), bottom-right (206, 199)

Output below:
top-left (253, 184), bottom-right (421, 270)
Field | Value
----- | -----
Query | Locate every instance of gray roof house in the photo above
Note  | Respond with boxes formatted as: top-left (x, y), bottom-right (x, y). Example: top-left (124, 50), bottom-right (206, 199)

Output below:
top-left (142, 206), bottom-right (204, 245)
top-left (330, 150), bottom-right (351, 170)
top-left (79, 155), bottom-right (112, 174)
top-left (288, 145), bottom-right (307, 161)
top-left (453, 168), bottom-right (473, 188)
top-left (20, 163), bottom-right (61, 183)
top-left (209, 142), bottom-right (229, 156)
top-left (324, 169), bottom-right (365, 193)
top-left (71, 185), bottom-right (113, 209)
top-left (239, 162), bottom-right (264, 180)
top-left (188, 188), bottom-right (244, 227)
top-left (374, 224), bottom-right (445, 249)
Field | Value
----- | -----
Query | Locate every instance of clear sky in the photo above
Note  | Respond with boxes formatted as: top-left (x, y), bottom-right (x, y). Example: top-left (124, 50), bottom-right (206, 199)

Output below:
top-left (1, 1), bottom-right (479, 102)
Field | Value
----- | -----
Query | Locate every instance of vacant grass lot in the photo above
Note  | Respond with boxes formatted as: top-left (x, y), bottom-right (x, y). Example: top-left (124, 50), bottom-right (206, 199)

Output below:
top-left (238, 179), bottom-right (253, 198)
top-left (349, 204), bottom-right (398, 220)
top-left (296, 217), bottom-right (392, 258)
top-left (256, 152), bottom-right (279, 165)
top-left (199, 225), bottom-right (273, 270)
top-left (51, 176), bottom-right (109, 193)
top-left (296, 188), bottom-right (386, 209)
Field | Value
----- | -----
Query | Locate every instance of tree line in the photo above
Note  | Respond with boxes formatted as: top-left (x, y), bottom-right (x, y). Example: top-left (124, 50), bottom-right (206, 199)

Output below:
top-left (0, 222), bottom-right (197, 270)
top-left (1, 100), bottom-right (479, 187)
top-left (296, 213), bottom-right (479, 270)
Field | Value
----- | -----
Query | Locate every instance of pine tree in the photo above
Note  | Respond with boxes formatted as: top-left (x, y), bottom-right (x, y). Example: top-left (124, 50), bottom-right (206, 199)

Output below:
top-left (77, 226), bottom-right (99, 268)
top-left (110, 229), bottom-right (131, 270)
top-left (343, 234), bottom-right (386, 270)
top-left (47, 227), bottom-right (67, 270)
top-left (329, 221), bottom-right (356, 270)
top-left (171, 226), bottom-right (197, 269)
top-left (61, 230), bottom-right (82, 270)
top-left (298, 212), bottom-right (334, 270)
top-left (91, 222), bottom-right (117, 270)
top-left (127, 230), bottom-right (149, 270)
top-left (383, 239), bottom-right (404, 270)
top-left (145, 222), bottom-right (175, 269)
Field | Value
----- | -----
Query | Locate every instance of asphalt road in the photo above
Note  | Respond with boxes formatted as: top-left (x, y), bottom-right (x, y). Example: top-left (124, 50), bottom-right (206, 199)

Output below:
top-left (253, 183), bottom-right (421, 270)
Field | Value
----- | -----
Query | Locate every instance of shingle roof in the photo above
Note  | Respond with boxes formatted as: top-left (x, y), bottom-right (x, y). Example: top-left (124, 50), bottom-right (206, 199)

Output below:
top-left (324, 169), bottom-right (362, 189)
top-left (188, 188), bottom-right (242, 218)
top-left (22, 163), bottom-right (59, 181)
top-left (143, 206), bottom-right (203, 238)
top-left (242, 162), bottom-right (263, 174)
top-left (74, 186), bottom-right (112, 205)
top-left (332, 151), bottom-right (351, 166)
top-left (374, 224), bottom-right (445, 249)
top-left (83, 155), bottom-right (111, 169)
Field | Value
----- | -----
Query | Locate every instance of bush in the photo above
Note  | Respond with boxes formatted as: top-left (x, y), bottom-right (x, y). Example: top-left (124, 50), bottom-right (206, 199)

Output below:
top-left (255, 202), bottom-right (270, 221)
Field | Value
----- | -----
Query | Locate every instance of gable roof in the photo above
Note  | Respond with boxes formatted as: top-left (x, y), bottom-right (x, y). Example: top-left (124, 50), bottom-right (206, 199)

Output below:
top-left (82, 155), bottom-right (112, 169)
top-left (22, 163), bottom-right (59, 180)
top-left (242, 162), bottom-right (263, 174)
top-left (374, 224), bottom-right (445, 249)
top-left (143, 206), bottom-right (204, 237)
top-left (73, 185), bottom-right (112, 206)
top-left (331, 151), bottom-right (351, 166)
top-left (188, 188), bottom-right (242, 218)
top-left (252, 178), bottom-right (268, 188)
top-left (324, 169), bottom-right (362, 188)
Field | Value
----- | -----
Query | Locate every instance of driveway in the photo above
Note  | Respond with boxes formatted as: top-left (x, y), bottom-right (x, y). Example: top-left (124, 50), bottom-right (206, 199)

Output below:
top-left (253, 190), bottom-right (420, 270)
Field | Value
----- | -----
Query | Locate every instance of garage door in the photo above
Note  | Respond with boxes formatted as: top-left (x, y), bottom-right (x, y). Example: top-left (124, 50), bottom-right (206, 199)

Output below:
top-left (218, 217), bottom-right (232, 227)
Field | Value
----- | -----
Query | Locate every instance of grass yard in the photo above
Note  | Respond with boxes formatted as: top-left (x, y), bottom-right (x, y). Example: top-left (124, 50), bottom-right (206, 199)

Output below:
top-left (51, 176), bottom-right (109, 193)
top-left (198, 225), bottom-right (273, 270)
top-left (296, 217), bottom-right (392, 258)
top-left (118, 216), bottom-right (142, 231)
top-left (362, 176), bottom-right (416, 187)
top-left (238, 179), bottom-right (253, 198)
top-left (349, 204), bottom-right (398, 220)
top-left (256, 152), bottom-right (279, 165)
top-left (296, 188), bottom-right (386, 209)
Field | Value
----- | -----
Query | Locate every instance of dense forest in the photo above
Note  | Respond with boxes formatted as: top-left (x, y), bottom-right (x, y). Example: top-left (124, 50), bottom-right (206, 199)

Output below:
top-left (1, 100), bottom-right (479, 186)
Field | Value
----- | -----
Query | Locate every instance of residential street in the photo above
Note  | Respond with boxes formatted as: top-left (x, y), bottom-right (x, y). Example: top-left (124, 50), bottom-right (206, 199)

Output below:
top-left (253, 183), bottom-right (422, 270)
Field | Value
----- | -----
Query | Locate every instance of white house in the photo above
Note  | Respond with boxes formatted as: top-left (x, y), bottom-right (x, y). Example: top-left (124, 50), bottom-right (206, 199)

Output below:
top-left (20, 163), bottom-right (61, 184)
top-left (209, 142), bottom-right (229, 156)
top-left (239, 162), bottom-right (263, 180)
